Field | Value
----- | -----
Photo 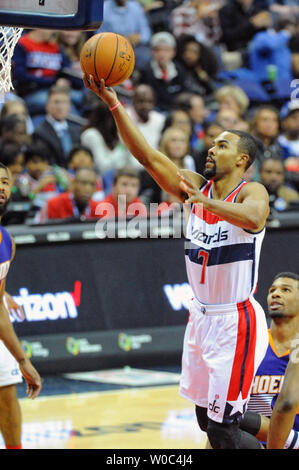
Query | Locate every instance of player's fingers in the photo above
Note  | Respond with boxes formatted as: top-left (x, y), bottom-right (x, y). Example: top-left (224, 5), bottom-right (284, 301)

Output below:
top-left (83, 74), bottom-right (91, 90)
top-left (179, 180), bottom-right (195, 195)
top-left (177, 173), bottom-right (196, 192)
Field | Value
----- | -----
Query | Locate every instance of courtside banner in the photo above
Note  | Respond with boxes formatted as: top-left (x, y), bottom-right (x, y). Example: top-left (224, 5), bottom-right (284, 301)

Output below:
top-left (17, 326), bottom-right (185, 374)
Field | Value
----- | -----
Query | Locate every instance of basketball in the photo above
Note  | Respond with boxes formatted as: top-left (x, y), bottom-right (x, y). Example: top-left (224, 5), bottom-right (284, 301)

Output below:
top-left (80, 32), bottom-right (135, 87)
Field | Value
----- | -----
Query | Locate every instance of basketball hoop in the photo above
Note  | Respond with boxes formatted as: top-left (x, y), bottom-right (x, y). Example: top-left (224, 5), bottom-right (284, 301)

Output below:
top-left (0, 26), bottom-right (23, 102)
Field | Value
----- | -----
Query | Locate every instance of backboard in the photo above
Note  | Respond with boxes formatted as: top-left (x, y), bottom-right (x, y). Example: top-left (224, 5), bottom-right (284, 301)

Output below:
top-left (0, 0), bottom-right (103, 30)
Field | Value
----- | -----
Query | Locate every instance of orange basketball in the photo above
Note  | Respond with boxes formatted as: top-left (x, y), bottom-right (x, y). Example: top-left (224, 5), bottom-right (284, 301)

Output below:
top-left (80, 32), bottom-right (135, 87)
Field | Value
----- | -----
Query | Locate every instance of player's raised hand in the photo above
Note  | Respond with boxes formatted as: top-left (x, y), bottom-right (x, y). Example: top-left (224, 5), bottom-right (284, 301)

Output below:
top-left (19, 358), bottom-right (42, 399)
top-left (83, 74), bottom-right (118, 108)
top-left (177, 172), bottom-right (205, 204)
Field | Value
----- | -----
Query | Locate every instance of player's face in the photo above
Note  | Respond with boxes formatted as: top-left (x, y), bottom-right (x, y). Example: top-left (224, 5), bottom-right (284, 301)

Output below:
top-left (205, 131), bottom-right (242, 179)
top-left (267, 277), bottom-right (299, 319)
top-left (0, 168), bottom-right (12, 216)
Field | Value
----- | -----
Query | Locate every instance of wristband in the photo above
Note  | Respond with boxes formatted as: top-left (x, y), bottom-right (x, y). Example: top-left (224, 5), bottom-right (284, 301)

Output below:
top-left (109, 101), bottom-right (121, 112)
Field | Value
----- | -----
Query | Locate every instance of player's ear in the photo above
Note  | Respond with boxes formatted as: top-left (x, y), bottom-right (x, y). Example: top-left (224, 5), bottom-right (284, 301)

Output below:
top-left (237, 153), bottom-right (249, 168)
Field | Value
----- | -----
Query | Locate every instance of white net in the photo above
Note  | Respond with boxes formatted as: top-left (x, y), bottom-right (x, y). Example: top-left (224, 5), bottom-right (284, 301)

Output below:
top-left (0, 26), bottom-right (23, 102)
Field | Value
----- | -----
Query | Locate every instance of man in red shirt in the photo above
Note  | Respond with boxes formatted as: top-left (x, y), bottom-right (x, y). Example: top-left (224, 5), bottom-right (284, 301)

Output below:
top-left (96, 168), bottom-right (147, 219)
top-left (39, 168), bottom-right (99, 222)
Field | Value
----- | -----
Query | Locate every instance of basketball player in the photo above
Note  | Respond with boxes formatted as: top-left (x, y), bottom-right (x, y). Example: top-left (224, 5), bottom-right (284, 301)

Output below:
top-left (267, 273), bottom-right (299, 448)
top-left (84, 76), bottom-right (270, 449)
top-left (239, 272), bottom-right (299, 449)
top-left (0, 162), bottom-right (42, 449)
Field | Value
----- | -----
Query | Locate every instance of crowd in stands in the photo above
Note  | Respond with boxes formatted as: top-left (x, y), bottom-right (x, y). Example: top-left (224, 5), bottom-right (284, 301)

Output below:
top-left (0, 0), bottom-right (299, 226)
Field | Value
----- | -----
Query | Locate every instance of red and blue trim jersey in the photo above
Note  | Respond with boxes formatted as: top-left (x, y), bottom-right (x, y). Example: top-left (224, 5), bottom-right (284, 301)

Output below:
top-left (185, 179), bottom-right (265, 304)
top-left (248, 330), bottom-right (299, 431)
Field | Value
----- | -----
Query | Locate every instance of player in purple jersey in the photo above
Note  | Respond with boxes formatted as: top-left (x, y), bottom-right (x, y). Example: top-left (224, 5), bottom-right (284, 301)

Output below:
top-left (240, 272), bottom-right (299, 448)
top-left (0, 162), bottom-right (42, 449)
top-left (84, 76), bottom-right (270, 449)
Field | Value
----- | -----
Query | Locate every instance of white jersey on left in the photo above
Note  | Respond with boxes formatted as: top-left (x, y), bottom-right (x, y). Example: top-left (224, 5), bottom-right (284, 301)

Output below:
top-left (185, 179), bottom-right (265, 305)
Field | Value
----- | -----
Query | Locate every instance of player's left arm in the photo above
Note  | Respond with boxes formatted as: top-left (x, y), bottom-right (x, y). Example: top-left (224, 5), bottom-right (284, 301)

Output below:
top-left (267, 344), bottom-right (299, 449)
top-left (178, 175), bottom-right (270, 232)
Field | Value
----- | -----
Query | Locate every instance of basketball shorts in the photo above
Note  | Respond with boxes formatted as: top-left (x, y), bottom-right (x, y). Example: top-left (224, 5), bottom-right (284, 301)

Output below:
top-left (0, 340), bottom-right (22, 387)
top-left (179, 296), bottom-right (268, 424)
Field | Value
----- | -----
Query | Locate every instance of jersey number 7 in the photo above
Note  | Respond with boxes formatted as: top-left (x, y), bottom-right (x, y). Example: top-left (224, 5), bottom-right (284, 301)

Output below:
top-left (198, 249), bottom-right (209, 284)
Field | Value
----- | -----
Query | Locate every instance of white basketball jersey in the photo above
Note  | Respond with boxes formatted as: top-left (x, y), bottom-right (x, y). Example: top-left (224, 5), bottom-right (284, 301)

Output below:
top-left (185, 179), bottom-right (265, 305)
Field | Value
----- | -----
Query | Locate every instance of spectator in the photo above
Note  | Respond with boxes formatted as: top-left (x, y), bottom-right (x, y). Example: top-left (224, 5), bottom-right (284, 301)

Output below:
top-left (175, 34), bottom-right (220, 97)
top-left (170, 0), bottom-right (223, 47)
top-left (259, 157), bottom-right (299, 212)
top-left (218, 0), bottom-right (272, 52)
top-left (250, 105), bottom-right (284, 164)
top-left (67, 145), bottom-right (104, 201)
top-left (97, 0), bottom-right (152, 69)
top-left (174, 92), bottom-right (209, 153)
top-left (215, 85), bottom-right (249, 119)
top-left (57, 30), bottom-right (88, 113)
top-left (0, 114), bottom-right (30, 150)
top-left (194, 121), bottom-right (224, 174)
top-left (33, 86), bottom-right (81, 168)
top-left (80, 101), bottom-right (134, 175)
top-left (12, 29), bottom-right (77, 116)
top-left (0, 143), bottom-right (27, 202)
top-left (278, 100), bottom-right (299, 169)
top-left (162, 109), bottom-right (193, 142)
top-left (39, 168), bottom-right (99, 222)
top-left (23, 143), bottom-right (70, 212)
top-left (140, 126), bottom-right (193, 203)
top-left (125, 84), bottom-right (165, 150)
top-left (215, 108), bottom-right (242, 130)
top-left (95, 168), bottom-right (147, 219)
top-left (0, 98), bottom-right (34, 135)
top-left (137, 32), bottom-right (187, 112)
top-left (156, 190), bottom-right (183, 217)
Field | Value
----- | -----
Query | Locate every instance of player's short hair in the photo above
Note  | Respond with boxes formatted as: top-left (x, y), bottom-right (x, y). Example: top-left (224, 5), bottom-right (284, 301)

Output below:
top-left (113, 168), bottom-right (140, 184)
top-left (226, 129), bottom-right (258, 170)
top-left (273, 272), bottom-right (299, 288)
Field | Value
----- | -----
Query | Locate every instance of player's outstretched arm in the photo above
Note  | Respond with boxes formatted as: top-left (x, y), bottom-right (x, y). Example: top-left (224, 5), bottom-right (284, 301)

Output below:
top-left (267, 341), bottom-right (299, 448)
top-left (83, 75), bottom-right (204, 201)
top-left (178, 174), bottom-right (269, 232)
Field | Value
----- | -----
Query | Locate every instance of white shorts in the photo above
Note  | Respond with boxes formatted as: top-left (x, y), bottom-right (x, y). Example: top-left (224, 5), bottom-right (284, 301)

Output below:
top-left (0, 340), bottom-right (22, 387)
top-left (179, 296), bottom-right (268, 424)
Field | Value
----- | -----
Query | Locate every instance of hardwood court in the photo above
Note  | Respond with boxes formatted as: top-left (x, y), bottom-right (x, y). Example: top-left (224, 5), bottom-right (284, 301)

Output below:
top-left (2, 385), bottom-right (207, 449)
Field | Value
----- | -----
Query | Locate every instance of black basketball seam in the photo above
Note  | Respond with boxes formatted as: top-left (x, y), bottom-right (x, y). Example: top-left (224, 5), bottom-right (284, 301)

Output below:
top-left (109, 58), bottom-right (134, 86)
top-left (104, 34), bottom-right (119, 83)
top-left (94, 34), bottom-right (104, 84)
